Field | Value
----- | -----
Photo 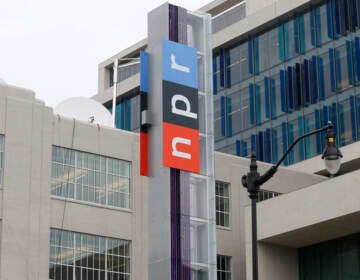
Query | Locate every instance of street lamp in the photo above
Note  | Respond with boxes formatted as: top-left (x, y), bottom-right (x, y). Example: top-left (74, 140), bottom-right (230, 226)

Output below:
top-left (241, 122), bottom-right (342, 280)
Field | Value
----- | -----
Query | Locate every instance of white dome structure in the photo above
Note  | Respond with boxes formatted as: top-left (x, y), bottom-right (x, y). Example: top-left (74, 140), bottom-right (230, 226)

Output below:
top-left (54, 97), bottom-right (113, 127)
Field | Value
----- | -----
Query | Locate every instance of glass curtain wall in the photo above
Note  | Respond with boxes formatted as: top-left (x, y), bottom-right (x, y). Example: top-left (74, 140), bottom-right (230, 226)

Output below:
top-left (298, 233), bottom-right (360, 280)
top-left (214, 0), bottom-right (360, 165)
top-left (108, 93), bottom-right (141, 132)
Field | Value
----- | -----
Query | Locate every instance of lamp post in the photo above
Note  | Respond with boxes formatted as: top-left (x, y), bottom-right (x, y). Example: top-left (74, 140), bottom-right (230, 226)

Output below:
top-left (242, 122), bottom-right (342, 280)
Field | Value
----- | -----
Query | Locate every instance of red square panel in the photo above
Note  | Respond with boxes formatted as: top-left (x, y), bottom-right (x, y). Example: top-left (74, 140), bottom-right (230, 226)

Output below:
top-left (163, 122), bottom-right (199, 173)
top-left (140, 132), bottom-right (149, 176)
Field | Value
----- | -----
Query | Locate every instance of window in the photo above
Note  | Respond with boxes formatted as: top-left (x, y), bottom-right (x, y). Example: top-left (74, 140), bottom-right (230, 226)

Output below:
top-left (338, 97), bottom-right (356, 146)
top-left (315, 3), bottom-right (333, 46)
top-left (214, 97), bottom-right (226, 141)
top-left (217, 255), bottom-right (232, 280)
top-left (226, 42), bottom-right (250, 87)
top-left (334, 42), bottom-right (354, 91)
top-left (110, 93), bottom-right (141, 132)
top-left (299, 233), bottom-right (360, 280)
top-left (216, 181), bottom-right (230, 227)
top-left (117, 61), bottom-right (140, 83)
top-left (227, 85), bottom-right (253, 135)
top-left (317, 49), bottom-right (336, 99)
top-left (213, 54), bottom-right (222, 94)
top-left (49, 229), bottom-right (131, 280)
top-left (51, 146), bottom-right (131, 209)
top-left (257, 189), bottom-right (281, 202)
top-left (254, 26), bottom-right (283, 73)
top-left (108, 67), bottom-right (114, 88)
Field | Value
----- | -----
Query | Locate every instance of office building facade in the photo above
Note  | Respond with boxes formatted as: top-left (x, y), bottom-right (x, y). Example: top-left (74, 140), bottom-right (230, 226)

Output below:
top-left (96, 0), bottom-right (360, 167)
top-left (93, 0), bottom-right (360, 279)
top-left (0, 0), bottom-right (359, 280)
top-left (0, 81), bottom-right (337, 280)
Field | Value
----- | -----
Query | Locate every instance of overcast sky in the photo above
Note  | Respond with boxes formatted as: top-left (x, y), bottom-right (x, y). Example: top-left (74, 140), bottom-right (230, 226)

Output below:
top-left (0, 0), bottom-right (210, 107)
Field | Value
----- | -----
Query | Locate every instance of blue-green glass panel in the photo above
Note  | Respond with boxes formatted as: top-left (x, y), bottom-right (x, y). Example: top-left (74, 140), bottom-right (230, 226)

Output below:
top-left (315, 3), bottom-right (333, 45)
top-left (339, 98), bottom-right (355, 146)
top-left (249, 84), bottom-right (256, 125)
top-left (214, 97), bottom-right (224, 141)
top-left (304, 112), bottom-right (318, 159)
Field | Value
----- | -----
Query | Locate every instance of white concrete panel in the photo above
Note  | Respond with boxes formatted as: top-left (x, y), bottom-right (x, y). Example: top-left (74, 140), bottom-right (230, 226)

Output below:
top-left (245, 169), bottom-right (360, 246)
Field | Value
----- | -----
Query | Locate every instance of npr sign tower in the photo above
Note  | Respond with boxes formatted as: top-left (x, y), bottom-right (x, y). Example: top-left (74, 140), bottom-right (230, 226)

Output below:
top-left (143, 3), bottom-right (216, 280)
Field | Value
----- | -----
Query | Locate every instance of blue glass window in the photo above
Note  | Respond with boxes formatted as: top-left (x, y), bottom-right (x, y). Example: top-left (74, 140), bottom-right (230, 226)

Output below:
top-left (214, 97), bottom-right (225, 141)
top-left (129, 94), bottom-right (140, 132)
top-left (268, 72), bottom-right (284, 118)
top-left (315, 3), bottom-right (333, 46)
top-left (264, 128), bottom-right (272, 163)
top-left (338, 98), bottom-right (356, 146)
top-left (354, 0), bottom-right (360, 29)
top-left (220, 49), bottom-right (225, 88)
top-left (354, 37), bottom-right (360, 82)
top-left (226, 42), bottom-right (251, 86)
top-left (357, 96), bottom-right (360, 139)
top-left (272, 122), bottom-right (288, 165)
top-left (335, 42), bottom-right (354, 91)
top-left (299, 11), bottom-right (316, 52)
top-left (318, 50), bottom-right (336, 99)
top-left (284, 19), bottom-right (298, 59)
top-left (227, 86), bottom-right (253, 134)
top-left (254, 27), bottom-right (283, 72)
top-left (227, 96), bottom-right (233, 137)
top-left (111, 94), bottom-right (141, 132)
top-left (213, 55), bottom-right (221, 94)
top-left (241, 136), bottom-right (252, 158)
top-left (288, 116), bottom-right (304, 164)
top-left (304, 111), bottom-right (320, 159)
top-left (257, 131), bottom-right (264, 161)
top-left (254, 81), bottom-right (269, 124)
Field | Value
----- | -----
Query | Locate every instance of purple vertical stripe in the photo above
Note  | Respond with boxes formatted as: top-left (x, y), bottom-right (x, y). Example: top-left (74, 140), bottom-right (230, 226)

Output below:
top-left (177, 6), bottom-right (191, 280)
top-left (171, 168), bottom-right (181, 280)
top-left (169, 4), bottom-right (191, 280)
top-left (169, 5), bottom-right (180, 280)
top-left (169, 5), bottom-right (178, 42)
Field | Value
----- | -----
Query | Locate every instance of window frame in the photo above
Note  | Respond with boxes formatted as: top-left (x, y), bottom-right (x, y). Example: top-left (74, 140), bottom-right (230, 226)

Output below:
top-left (217, 254), bottom-right (232, 280)
top-left (215, 180), bottom-right (231, 228)
top-left (49, 228), bottom-right (131, 280)
top-left (51, 146), bottom-right (131, 210)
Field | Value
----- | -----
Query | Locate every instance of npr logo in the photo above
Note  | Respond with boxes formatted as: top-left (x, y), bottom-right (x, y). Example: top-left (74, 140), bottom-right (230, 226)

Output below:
top-left (162, 40), bottom-right (199, 173)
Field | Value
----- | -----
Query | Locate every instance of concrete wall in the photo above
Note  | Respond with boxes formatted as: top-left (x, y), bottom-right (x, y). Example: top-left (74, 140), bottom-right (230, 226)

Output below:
top-left (212, 0), bottom-right (312, 48)
top-left (215, 153), bottom-right (249, 280)
top-left (244, 168), bottom-right (360, 279)
top-left (0, 84), bottom-right (52, 280)
top-left (51, 116), bottom-right (148, 280)
top-left (0, 84), bottom-right (148, 280)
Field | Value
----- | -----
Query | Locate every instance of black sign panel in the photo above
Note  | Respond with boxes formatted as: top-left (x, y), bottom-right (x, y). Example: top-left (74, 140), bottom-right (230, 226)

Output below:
top-left (162, 80), bottom-right (199, 130)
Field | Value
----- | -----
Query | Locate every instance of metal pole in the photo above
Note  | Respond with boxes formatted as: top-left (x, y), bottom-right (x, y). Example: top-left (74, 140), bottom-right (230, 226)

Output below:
top-left (111, 59), bottom-right (118, 128)
top-left (251, 196), bottom-right (258, 280)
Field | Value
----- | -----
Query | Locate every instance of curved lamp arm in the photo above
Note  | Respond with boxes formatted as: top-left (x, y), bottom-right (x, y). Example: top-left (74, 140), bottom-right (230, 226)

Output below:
top-left (254, 123), bottom-right (334, 187)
